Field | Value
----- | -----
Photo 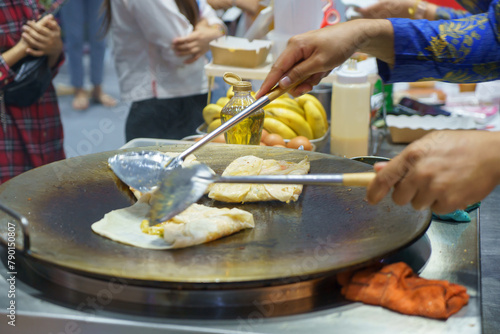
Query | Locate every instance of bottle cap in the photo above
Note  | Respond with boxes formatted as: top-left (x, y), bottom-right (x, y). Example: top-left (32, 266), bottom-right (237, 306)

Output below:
top-left (223, 72), bottom-right (252, 91)
top-left (335, 59), bottom-right (368, 84)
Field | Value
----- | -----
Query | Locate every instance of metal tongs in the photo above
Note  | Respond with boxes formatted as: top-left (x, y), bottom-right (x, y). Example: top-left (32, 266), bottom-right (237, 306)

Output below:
top-left (148, 164), bottom-right (376, 225)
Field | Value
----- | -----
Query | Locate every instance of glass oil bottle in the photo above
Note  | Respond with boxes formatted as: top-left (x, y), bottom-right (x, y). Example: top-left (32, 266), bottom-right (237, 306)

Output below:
top-left (220, 72), bottom-right (264, 145)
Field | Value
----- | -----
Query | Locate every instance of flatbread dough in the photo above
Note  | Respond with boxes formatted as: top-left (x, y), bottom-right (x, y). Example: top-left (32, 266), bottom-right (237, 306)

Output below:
top-left (208, 155), bottom-right (310, 203)
top-left (91, 194), bottom-right (254, 250)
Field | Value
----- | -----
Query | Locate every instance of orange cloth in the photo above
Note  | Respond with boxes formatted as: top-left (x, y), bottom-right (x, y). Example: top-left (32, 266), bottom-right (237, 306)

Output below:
top-left (337, 262), bottom-right (469, 319)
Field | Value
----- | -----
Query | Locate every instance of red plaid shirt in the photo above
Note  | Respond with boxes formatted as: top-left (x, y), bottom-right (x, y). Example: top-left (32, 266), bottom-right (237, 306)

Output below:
top-left (0, 0), bottom-right (65, 185)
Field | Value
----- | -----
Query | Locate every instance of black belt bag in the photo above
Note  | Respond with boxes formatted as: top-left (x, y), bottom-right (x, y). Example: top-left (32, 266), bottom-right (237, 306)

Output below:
top-left (3, 55), bottom-right (52, 107)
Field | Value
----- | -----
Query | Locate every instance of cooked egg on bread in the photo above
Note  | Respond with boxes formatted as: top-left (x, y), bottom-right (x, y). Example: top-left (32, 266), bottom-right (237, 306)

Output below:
top-left (208, 155), bottom-right (310, 203)
top-left (91, 193), bottom-right (254, 250)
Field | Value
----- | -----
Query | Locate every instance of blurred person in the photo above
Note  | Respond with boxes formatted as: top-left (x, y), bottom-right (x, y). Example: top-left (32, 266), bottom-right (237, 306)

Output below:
top-left (102, 0), bottom-right (226, 141)
top-left (256, 0), bottom-right (500, 214)
top-left (208, 0), bottom-right (261, 36)
top-left (60, 0), bottom-right (116, 110)
top-left (0, 4), bottom-right (65, 184)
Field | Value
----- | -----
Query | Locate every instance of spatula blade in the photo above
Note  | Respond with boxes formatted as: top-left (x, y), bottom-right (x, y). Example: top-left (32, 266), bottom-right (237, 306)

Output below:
top-left (147, 164), bottom-right (215, 225)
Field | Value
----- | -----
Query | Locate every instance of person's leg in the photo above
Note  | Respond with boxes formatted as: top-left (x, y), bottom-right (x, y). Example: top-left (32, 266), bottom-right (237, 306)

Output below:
top-left (86, 0), bottom-right (116, 107)
top-left (156, 94), bottom-right (206, 140)
top-left (60, 0), bottom-right (88, 110)
top-left (126, 95), bottom-right (206, 142)
top-left (179, 94), bottom-right (206, 138)
top-left (125, 99), bottom-right (165, 141)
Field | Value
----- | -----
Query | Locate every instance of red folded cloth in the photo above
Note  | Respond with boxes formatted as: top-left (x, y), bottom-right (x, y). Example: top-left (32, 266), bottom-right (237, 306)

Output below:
top-left (337, 262), bottom-right (469, 319)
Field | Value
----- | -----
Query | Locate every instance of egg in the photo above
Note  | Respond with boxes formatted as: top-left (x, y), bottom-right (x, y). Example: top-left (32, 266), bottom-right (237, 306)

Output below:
top-left (263, 133), bottom-right (286, 147)
top-left (211, 134), bottom-right (226, 143)
top-left (260, 129), bottom-right (270, 143)
top-left (286, 136), bottom-right (313, 151)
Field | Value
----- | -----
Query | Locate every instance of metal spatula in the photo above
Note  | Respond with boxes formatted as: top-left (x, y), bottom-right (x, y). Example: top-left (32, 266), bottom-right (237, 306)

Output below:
top-left (108, 80), bottom-right (304, 193)
top-left (148, 163), bottom-right (376, 225)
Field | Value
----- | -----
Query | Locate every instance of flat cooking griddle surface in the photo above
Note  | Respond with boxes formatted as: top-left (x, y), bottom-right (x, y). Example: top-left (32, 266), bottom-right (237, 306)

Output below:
top-left (0, 144), bottom-right (430, 286)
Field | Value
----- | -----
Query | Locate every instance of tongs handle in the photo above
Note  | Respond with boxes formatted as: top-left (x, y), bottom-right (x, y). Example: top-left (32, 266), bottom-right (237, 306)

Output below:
top-left (215, 172), bottom-right (376, 187)
top-left (175, 81), bottom-right (304, 164)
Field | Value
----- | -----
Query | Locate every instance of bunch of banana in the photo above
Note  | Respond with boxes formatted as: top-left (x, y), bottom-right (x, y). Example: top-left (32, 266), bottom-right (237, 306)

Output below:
top-left (295, 94), bottom-right (328, 127)
top-left (201, 92), bottom-right (329, 139)
top-left (264, 107), bottom-right (314, 139)
top-left (201, 97), bottom-right (229, 133)
top-left (262, 94), bottom-right (329, 140)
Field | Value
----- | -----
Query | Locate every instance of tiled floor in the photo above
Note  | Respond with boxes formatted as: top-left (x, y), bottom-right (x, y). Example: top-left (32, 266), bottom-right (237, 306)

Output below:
top-left (54, 49), bottom-right (128, 158)
top-left (55, 49), bottom-right (228, 158)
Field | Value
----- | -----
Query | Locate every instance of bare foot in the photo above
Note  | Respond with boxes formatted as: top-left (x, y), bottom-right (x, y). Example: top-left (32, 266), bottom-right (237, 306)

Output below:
top-left (72, 89), bottom-right (89, 110)
top-left (91, 86), bottom-right (117, 107)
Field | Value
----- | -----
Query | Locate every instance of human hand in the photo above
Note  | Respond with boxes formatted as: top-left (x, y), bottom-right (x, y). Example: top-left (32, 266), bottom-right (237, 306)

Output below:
top-left (366, 130), bottom-right (500, 214)
top-left (207, 0), bottom-right (232, 10)
top-left (172, 23), bottom-right (223, 64)
top-left (354, 0), bottom-right (414, 19)
top-left (256, 23), bottom-right (358, 98)
top-left (21, 14), bottom-right (63, 58)
top-left (256, 19), bottom-right (394, 98)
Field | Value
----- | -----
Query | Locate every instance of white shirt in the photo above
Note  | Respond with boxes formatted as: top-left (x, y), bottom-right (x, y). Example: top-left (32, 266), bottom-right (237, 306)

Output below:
top-left (110, 0), bottom-right (223, 102)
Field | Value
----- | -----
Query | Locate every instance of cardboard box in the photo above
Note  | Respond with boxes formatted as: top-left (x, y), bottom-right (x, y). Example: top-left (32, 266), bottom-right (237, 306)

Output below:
top-left (210, 36), bottom-right (272, 68)
top-left (386, 115), bottom-right (477, 143)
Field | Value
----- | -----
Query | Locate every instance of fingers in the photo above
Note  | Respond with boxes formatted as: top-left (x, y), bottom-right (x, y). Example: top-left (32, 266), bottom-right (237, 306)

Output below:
top-left (256, 41), bottom-right (308, 98)
top-left (43, 18), bottom-right (61, 33)
top-left (22, 31), bottom-right (45, 50)
top-left (390, 171), bottom-right (421, 207)
top-left (366, 154), bottom-right (410, 205)
top-left (184, 53), bottom-right (201, 64)
top-left (26, 48), bottom-right (44, 57)
top-left (173, 41), bottom-right (198, 55)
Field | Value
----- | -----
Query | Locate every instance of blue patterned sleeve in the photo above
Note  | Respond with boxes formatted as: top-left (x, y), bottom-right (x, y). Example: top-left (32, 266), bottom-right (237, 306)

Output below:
top-left (378, 0), bottom-right (500, 83)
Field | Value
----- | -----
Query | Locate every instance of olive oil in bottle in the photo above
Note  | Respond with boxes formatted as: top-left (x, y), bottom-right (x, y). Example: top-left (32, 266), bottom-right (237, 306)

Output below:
top-left (221, 73), bottom-right (264, 145)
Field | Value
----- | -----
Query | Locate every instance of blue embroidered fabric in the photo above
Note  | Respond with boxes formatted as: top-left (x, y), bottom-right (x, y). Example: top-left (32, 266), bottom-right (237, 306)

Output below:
top-left (378, 0), bottom-right (500, 83)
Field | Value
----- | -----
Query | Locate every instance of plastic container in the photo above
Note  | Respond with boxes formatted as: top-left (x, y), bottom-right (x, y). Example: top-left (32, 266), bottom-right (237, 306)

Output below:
top-left (330, 59), bottom-right (371, 158)
top-left (220, 73), bottom-right (264, 145)
top-left (273, 0), bottom-right (323, 35)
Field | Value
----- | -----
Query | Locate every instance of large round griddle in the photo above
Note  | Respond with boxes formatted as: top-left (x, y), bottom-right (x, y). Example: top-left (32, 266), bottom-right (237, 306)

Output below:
top-left (0, 144), bottom-right (430, 288)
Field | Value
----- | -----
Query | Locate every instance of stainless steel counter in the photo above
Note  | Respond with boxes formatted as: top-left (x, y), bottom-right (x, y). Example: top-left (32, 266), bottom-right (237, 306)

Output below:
top-left (0, 133), bottom-right (486, 334)
top-left (0, 211), bottom-right (480, 334)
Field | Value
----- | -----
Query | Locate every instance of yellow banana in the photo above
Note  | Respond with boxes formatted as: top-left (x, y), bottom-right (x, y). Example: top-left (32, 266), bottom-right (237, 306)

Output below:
top-left (226, 87), bottom-right (234, 98)
top-left (263, 117), bottom-right (297, 139)
top-left (304, 100), bottom-right (328, 139)
top-left (263, 100), bottom-right (305, 117)
top-left (296, 94), bottom-right (328, 126)
top-left (216, 97), bottom-right (230, 107)
top-left (277, 93), bottom-right (292, 99)
top-left (207, 118), bottom-right (222, 133)
top-left (280, 96), bottom-right (301, 108)
top-left (202, 104), bottom-right (222, 124)
top-left (265, 108), bottom-right (314, 139)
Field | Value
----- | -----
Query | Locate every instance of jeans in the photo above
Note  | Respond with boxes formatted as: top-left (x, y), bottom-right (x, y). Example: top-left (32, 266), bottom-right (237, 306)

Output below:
top-left (60, 0), bottom-right (106, 88)
top-left (126, 94), bottom-right (207, 141)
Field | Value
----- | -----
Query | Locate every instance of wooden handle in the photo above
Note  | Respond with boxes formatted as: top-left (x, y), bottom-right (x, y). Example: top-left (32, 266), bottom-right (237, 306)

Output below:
top-left (342, 172), bottom-right (376, 187)
top-left (265, 79), bottom-right (306, 101)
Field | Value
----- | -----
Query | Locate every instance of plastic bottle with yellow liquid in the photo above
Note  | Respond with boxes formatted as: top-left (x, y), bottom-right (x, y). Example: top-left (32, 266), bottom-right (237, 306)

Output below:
top-left (221, 73), bottom-right (264, 145)
top-left (330, 59), bottom-right (371, 158)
